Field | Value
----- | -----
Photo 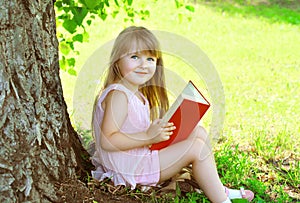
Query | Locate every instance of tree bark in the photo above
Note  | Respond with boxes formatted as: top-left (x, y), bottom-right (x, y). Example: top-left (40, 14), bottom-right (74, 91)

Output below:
top-left (0, 0), bottom-right (93, 202)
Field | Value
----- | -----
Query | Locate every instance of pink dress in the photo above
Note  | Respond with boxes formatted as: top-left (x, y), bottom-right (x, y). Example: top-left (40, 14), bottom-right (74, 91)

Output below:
top-left (91, 84), bottom-right (160, 189)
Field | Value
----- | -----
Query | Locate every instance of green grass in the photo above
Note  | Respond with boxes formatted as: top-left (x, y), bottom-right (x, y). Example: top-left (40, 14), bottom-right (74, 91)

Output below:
top-left (60, 0), bottom-right (300, 202)
top-left (197, 0), bottom-right (300, 25)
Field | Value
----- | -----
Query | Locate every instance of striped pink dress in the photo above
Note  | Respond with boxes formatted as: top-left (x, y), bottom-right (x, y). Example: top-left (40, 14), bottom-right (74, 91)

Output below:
top-left (91, 84), bottom-right (160, 189)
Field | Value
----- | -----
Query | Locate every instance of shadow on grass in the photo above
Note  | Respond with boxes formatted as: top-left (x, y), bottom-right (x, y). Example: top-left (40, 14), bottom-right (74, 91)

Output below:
top-left (195, 0), bottom-right (300, 25)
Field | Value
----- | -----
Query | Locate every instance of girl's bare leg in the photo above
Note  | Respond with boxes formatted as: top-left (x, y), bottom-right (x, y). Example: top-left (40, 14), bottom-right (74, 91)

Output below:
top-left (158, 126), bottom-right (227, 203)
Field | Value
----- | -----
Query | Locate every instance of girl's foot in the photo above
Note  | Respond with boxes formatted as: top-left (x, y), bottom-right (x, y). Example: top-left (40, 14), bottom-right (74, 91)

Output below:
top-left (225, 187), bottom-right (254, 202)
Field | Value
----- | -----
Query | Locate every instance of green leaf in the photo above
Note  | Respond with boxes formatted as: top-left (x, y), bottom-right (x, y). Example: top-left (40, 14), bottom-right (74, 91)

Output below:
top-left (139, 10), bottom-right (150, 20)
top-left (57, 13), bottom-right (68, 20)
top-left (185, 5), bottom-right (195, 12)
top-left (99, 12), bottom-right (107, 21)
top-left (95, 2), bottom-right (104, 11)
top-left (175, 0), bottom-right (183, 8)
top-left (72, 34), bottom-right (83, 42)
top-left (67, 41), bottom-right (74, 50)
top-left (144, 10), bottom-right (150, 16)
top-left (55, 1), bottom-right (63, 9)
top-left (112, 10), bottom-right (119, 18)
top-left (127, 0), bottom-right (133, 6)
top-left (128, 12), bottom-right (134, 17)
top-left (87, 20), bottom-right (92, 25)
top-left (71, 7), bottom-right (88, 25)
top-left (104, 0), bottom-right (109, 7)
top-left (114, 0), bottom-right (119, 7)
top-left (82, 31), bottom-right (89, 42)
top-left (126, 8), bottom-right (134, 18)
top-left (62, 0), bottom-right (71, 4)
top-left (62, 19), bottom-right (77, 34)
top-left (59, 42), bottom-right (71, 55)
top-left (68, 68), bottom-right (77, 76)
top-left (63, 7), bottom-right (71, 13)
top-left (82, 0), bottom-right (98, 9)
top-left (67, 58), bottom-right (76, 67)
top-left (59, 56), bottom-right (67, 71)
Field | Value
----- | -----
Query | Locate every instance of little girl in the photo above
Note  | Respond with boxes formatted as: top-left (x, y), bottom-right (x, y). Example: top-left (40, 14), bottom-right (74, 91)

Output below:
top-left (91, 26), bottom-right (254, 203)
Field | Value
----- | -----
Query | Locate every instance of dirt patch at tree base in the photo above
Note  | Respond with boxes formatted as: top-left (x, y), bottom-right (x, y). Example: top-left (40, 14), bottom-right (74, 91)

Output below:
top-left (56, 179), bottom-right (141, 203)
top-left (55, 167), bottom-right (201, 203)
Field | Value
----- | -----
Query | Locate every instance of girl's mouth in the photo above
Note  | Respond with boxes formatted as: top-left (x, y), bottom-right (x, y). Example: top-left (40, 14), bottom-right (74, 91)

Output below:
top-left (134, 71), bottom-right (147, 74)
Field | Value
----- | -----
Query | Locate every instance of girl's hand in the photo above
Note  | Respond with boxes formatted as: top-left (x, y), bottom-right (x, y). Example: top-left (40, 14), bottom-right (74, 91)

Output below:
top-left (147, 119), bottom-right (176, 144)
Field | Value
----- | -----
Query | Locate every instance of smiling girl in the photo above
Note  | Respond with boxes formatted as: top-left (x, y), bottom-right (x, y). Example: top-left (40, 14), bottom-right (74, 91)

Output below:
top-left (91, 26), bottom-right (254, 203)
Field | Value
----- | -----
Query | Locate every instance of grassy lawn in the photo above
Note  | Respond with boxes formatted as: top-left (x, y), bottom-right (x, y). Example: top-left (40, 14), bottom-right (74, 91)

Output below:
top-left (59, 0), bottom-right (300, 202)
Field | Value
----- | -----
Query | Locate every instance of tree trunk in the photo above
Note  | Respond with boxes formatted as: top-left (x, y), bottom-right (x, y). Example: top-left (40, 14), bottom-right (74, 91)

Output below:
top-left (0, 0), bottom-right (93, 202)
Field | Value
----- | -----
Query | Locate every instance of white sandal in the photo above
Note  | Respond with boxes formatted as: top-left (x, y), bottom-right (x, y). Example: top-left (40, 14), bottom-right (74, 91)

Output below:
top-left (225, 187), bottom-right (254, 201)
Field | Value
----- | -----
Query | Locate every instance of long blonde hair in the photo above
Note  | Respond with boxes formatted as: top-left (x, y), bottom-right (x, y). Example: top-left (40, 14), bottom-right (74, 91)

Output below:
top-left (92, 26), bottom-right (169, 125)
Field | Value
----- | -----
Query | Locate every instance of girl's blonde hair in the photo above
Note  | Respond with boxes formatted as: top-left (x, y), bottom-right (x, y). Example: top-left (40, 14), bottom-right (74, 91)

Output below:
top-left (92, 26), bottom-right (169, 124)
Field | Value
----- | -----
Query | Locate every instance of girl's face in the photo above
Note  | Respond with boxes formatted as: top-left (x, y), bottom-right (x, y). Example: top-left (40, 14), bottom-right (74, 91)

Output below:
top-left (117, 51), bottom-right (157, 88)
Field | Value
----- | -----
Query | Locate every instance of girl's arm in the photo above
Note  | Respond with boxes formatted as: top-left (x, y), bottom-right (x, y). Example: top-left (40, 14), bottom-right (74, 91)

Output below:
top-left (100, 90), bottom-right (174, 151)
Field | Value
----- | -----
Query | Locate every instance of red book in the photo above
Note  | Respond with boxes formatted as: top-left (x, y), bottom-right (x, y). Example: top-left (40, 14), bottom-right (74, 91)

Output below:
top-left (150, 81), bottom-right (210, 150)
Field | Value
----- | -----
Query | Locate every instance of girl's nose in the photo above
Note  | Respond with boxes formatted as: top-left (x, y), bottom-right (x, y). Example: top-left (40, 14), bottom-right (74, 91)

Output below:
top-left (140, 57), bottom-right (148, 67)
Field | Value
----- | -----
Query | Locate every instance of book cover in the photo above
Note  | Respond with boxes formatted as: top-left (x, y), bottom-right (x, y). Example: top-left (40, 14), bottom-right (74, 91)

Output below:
top-left (150, 81), bottom-right (210, 150)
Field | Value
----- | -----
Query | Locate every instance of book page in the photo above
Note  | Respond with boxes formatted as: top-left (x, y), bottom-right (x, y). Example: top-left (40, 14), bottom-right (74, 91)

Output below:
top-left (162, 95), bottom-right (184, 122)
top-left (162, 81), bottom-right (208, 122)
top-left (182, 82), bottom-right (209, 104)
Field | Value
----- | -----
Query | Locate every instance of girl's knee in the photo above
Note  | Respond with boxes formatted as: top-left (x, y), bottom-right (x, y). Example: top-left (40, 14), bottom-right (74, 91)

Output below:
top-left (189, 125), bottom-right (209, 142)
top-left (190, 138), bottom-right (211, 161)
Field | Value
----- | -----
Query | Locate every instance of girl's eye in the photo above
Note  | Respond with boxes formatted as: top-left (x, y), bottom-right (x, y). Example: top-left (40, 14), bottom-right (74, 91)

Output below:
top-left (147, 57), bottom-right (156, 62)
top-left (131, 55), bottom-right (138, 60)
